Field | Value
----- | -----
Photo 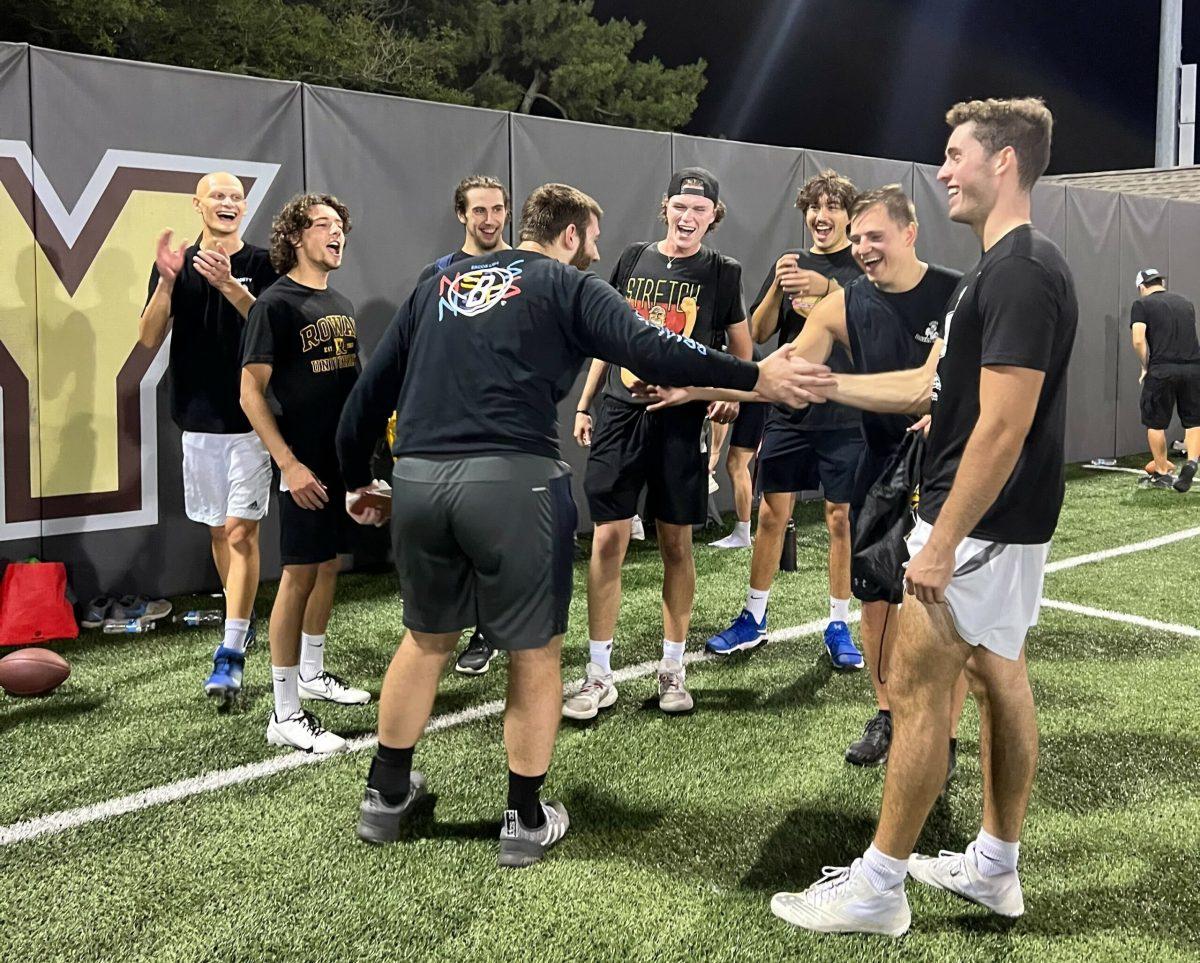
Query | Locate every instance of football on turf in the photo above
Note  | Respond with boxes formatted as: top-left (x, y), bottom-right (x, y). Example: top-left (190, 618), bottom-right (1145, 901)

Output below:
top-left (0, 647), bottom-right (71, 696)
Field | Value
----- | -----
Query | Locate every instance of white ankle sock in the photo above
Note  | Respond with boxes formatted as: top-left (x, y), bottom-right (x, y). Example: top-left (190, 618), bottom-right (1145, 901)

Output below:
top-left (272, 665), bottom-right (300, 720)
top-left (589, 639), bottom-right (613, 675)
top-left (862, 843), bottom-right (908, 892)
top-left (973, 828), bottom-right (1019, 876)
top-left (829, 596), bottom-right (851, 624)
top-left (662, 640), bottom-right (685, 664)
top-left (733, 520), bottom-right (751, 541)
top-left (746, 587), bottom-right (770, 622)
top-left (222, 618), bottom-right (250, 653)
top-left (300, 632), bottom-right (325, 681)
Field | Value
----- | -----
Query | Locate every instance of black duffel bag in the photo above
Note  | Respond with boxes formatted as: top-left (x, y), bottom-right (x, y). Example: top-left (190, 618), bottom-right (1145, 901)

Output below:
top-left (851, 430), bottom-right (924, 601)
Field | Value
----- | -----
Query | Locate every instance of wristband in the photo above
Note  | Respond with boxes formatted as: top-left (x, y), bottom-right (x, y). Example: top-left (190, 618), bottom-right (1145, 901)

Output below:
top-left (576, 409), bottom-right (591, 416)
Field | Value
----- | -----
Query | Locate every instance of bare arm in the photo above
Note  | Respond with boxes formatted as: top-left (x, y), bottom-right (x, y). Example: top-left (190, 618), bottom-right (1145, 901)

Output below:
top-left (1131, 322), bottom-right (1149, 374)
top-left (193, 245), bottom-right (256, 319)
top-left (708, 320), bottom-right (754, 423)
top-left (138, 279), bottom-right (174, 349)
top-left (826, 341), bottom-right (942, 414)
top-left (240, 364), bottom-right (329, 510)
top-left (750, 282), bottom-right (785, 344)
top-left (573, 357), bottom-right (610, 446)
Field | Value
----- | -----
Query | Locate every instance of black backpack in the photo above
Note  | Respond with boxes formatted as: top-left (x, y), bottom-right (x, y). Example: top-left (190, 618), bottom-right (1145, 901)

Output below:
top-left (851, 431), bottom-right (924, 600)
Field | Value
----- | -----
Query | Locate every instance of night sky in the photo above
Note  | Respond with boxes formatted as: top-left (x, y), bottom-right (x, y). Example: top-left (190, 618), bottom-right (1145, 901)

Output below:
top-left (593, 0), bottom-right (1200, 174)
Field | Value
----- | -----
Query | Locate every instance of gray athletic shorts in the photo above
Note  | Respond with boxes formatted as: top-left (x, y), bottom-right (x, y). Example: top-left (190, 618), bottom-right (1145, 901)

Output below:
top-left (391, 454), bottom-right (577, 650)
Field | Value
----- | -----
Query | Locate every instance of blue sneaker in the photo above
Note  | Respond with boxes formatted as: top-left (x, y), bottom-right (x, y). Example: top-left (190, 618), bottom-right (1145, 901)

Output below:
top-left (204, 645), bottom-right (245, 705)
top-left (824, 621), bottom-right (864, 670)
top-left (705, 608), bottom-right (768, 655)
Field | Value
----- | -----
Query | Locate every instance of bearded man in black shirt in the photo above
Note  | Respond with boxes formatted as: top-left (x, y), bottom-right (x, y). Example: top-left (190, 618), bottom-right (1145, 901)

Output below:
top-left (770, 98), bottom-right (1078, 936)
top-left (138, 172), bottom-right (277, 707)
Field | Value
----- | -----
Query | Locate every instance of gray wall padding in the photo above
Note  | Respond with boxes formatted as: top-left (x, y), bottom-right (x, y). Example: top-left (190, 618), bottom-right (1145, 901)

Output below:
top-left (911, 163), bottom-right (978, 273)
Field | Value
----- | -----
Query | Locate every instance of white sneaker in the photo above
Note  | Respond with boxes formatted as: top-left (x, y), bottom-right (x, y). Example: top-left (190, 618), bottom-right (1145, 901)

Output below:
top-left (266, 709), bottom-right (347, 754)
top-left (562, 663), bottom-right (618, 720)
top-left (298, 671), bottom-right (371, 705)
top-left (771, 859), bottom-right (911, 937)
top-left (657, 659), bottom-right (694, 713)
top-left (907, 843), bottom-right (1025, 917)
top-left (630, 515), bottom-right (645, 541)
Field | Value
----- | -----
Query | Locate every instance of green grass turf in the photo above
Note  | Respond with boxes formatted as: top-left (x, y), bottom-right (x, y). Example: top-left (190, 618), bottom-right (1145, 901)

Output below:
top-left (1, 460), bottom-right (1198, 961)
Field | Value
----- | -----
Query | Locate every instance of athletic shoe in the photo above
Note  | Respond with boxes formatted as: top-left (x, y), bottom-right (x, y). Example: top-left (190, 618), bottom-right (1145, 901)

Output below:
top-left (657, 659), bottom-right (694, 713)
top-left (1174, 459), bottom-right (1197, 493)
top-left (454, 631), bottom-right (496, 675)
top-left (81, 595), bottom-right (115, 629)
top-left (845, 711), bottom-right (892, 767)
top-left (771, 859), bottom-right (911, 937)
top-left (356, 772), bottom-right (428, 845)
top-left (709, 530), bottom-right (752, 550)
top-left (298, 671), bottom-right (371, 705)
top-left (630, 515), bottom-right (645, 541)
top-left (562, 663), bottom-right (618, 720)
top-left (824, 621), bottom-right (864, 669)
top-left (907, 843), bottom-right (1025, 917)
top-left (1151, 472), bottom-right (1177, 490)
top-left (708, 472), bottom-right (719, 495)
top-left (705, 608), bottom-right (768, 655)
top-left (109, 594), bottom-right (172, 623)
top-left (204, 645), bottom-right (245, 703)
top-left (266, 709), bottom-right (347, 754)
top-left (498, 800), bottom-right (570, 868)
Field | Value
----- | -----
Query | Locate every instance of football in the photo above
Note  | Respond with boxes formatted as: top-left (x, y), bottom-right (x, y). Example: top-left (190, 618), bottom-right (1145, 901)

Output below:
top-left (0, 647), bottom-right (71, 697)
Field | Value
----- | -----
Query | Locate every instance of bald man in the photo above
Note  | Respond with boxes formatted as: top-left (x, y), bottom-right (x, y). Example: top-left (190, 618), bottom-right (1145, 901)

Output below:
top-left (139, 172), bottom-right (279, 708)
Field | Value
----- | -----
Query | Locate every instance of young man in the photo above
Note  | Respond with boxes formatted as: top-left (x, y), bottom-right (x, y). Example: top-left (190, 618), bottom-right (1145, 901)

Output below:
top-left (567, 168), bottom-right (752, 718)
top-left (771, 97), bottom-right (1077, 937)
top-left (1130, 269), bottom-right (1200, 492)
top-left (705, 171), bottom-right (866, 668)
top-left (138, 172), bottom-right (277, 706)
top-left (241, 193), bottom-right (372, 754)
top-left (417, 174), bottom-right (513, 674)
top-left (335, 183), bottom-right (835, 867)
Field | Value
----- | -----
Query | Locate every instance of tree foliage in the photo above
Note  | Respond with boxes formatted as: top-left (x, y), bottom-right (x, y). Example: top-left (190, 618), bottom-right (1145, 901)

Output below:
top-left (4, 0), bottom-right (706, 130)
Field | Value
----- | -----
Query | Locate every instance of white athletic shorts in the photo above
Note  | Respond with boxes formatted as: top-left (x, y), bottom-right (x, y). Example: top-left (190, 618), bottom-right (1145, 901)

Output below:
top-left (182, 430), bottom-right (272, 527)
top-left (904, 516), bottom-right (1050, 661)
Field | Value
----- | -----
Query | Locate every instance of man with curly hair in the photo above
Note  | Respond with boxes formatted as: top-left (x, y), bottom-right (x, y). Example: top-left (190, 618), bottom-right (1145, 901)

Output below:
top-left (240, 193), bottom-right (372, 754)
top-left (138, 172), bottom-right (278, 708)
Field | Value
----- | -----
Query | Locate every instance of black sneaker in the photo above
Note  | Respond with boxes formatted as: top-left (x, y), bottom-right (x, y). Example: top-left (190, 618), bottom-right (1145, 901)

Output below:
top-left (845, 711), bottom-right (892, 767)
top-left (455, 631), bottom-right (496, 675)
top-left (1151, 472), bottom-right (1177, 490)
top-left (1174, 460), bottom-right (1197, 493)
top-left (356, 772), bottom-right (429, 844)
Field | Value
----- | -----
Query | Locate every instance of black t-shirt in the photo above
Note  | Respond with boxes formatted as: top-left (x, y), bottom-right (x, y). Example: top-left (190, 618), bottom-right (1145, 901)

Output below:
top-left (603, 243), bottom-right (746, 403)
top-left (146, 242), bottom-right (277, 433)
top-left (844, 265), bottom-right (962, 454)
top-left (1130, 291), bottom-right (1200, 367)
top-left (416, 249), bottom-right (469, 285)
top-left (335, 250), bottom-right (761, 490)
top-left (241, 277), bottom-right (360, 475)
top-left (920, 225), bottom-right (1078, 544)
top-left (751, 246), bottom-right (863, 430)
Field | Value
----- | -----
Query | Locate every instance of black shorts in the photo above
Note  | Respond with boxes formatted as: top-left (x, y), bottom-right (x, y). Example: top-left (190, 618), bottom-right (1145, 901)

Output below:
top-left (756, 414), bottom-right (862, 504)
top-left (1141, 363), bottom-right (1200, 429)
top-left (584, 397), bottom-right (707, 525)
top-left (730, 402), bottom-right (768, 451)
top-left (279, 476), bottom-right (349, 566)
top-left (390, 454), bottom-right (577, 650)
top-left (849, 443), bottom-right (905, 604)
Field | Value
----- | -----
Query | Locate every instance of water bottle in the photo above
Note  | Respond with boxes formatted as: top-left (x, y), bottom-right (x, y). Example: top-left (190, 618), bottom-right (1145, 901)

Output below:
top-left (779, 518), bottom-right (797, 572)
top-left (103, 618), bottom-right (156, 634)
top-left (176, 610), bottom-right (224, 627)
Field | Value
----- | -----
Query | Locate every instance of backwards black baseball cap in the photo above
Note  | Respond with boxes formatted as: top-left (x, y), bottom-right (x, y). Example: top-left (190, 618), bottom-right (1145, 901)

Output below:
top-left (1135, 267), bottom-right (1165, 287)
top-left (667, 167), bottom-right (719, 204)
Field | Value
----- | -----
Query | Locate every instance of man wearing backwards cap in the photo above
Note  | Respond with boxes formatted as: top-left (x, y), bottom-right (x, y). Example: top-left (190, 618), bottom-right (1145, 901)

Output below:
top-left (566, 167), bottom-right (752, 718)
top-left (1131, 268), bottom-right (1200, 491)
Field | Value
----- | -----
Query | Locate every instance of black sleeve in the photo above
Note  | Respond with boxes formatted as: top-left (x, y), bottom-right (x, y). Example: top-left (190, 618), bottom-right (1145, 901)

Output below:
top-left (977, 256), bottom-right (1059, 372)
top-left (718, 258), bottom-right (747, 327)
top-left (251, 256), bottom-right (279, 297)
top-left (337, 293), bottom-right (415, 490)
top-left (241, 297), bottom-right (279, 367)
top-left (574, 274), bottom-right (758, 392)
top-left (1129, 299), bottom-right (1145, 328)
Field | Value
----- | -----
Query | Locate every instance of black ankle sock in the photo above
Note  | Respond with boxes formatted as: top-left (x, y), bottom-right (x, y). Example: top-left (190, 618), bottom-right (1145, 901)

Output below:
top-left (507, 770), bottom-right (546, 828)
top-left (368, 743), bottom-right (414, 805)
top-left (879, 709), bottom-right (891, 718)
top-left (950, 737), bottom-right (958, 752)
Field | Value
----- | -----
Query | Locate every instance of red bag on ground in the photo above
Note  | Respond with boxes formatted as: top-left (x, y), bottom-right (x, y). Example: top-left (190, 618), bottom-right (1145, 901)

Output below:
top-left (0, 561), bottom-right (79, 645)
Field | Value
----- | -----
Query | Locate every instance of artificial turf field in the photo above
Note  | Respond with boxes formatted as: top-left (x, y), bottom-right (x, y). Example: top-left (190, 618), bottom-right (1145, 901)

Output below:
top-left (2, 457), bottom-right (1199, 962)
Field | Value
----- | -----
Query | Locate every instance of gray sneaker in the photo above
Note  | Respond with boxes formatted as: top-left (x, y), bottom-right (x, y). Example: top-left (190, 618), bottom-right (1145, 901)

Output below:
top-left (356, 771), bottom-right (428, 844)
top-left (562, 663), bottom-right (617, 720)
top-left (498, 800), bottom-right (570, 868)
top-left (657, 659), bottom-right (694, 713)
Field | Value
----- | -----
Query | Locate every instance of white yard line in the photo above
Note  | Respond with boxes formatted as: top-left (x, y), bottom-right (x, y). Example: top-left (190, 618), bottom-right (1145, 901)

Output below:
top-left (1081, 464), bottom-right (1146, 475)
top-left (1040, 599), bottom-right (1200, 639)
top-left (4, 522), bottom-right (1200, 848)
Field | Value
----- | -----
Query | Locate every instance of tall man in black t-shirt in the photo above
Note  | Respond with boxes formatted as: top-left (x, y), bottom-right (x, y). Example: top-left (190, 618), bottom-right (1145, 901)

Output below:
top-left (1129, 269), bottom-right (1200, 492)
top-left (138, 172), bottom-right (277, 707)
top-left (770, 98), bottom-right (1078, 937)
top-left (335, 183), bottom-right (835, 866)
top-left (416, 174), bottom-right (512, 285)
top-left (706, 171), bottom-right (867, 668)
top-left (240, 193), bottom-right (372, 755)
top-left (567, 168), bottom-right (752, 718)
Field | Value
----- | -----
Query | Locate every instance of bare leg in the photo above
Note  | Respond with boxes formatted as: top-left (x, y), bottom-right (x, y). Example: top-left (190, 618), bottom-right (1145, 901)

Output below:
top-left (1186, 426), bottom-right (1200, 462)
top-left (727, 447), bottom-right (756, 523)
top-left (587, 520), bottom-right (632, 640)
top-left (1148, 429), bottom-right (1172, 475)
top-left (222, 517), bottom-right (260, 621)
top-left (269, 564), bottom-right (319, 668)
top-left (749, 491), bottom-right (794, 590)
top-left (302, 557), bottom-right (340, 635)
top-left (658, 522), bottom-right (696, 644)
top-left (376, 630), bottom-right (460, 748)
top-left (950, 670), bottom-right (970, 735)
top-left (209, 526), bottom-right (231, 589)
top-left (859, 600), bottom-right (897, 711)
top-left (708, 421), bottom-right (729, 476)
top-left (505, 636), bottom-right (565, 775)
top-left (825, 500), bottom-right (851, 602)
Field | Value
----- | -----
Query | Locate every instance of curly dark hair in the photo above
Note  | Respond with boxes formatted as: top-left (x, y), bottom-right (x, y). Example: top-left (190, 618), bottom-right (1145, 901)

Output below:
top-left (269, 193), bottom-right (352, 274)
top-left (795, 169), bottom-right (859, 213)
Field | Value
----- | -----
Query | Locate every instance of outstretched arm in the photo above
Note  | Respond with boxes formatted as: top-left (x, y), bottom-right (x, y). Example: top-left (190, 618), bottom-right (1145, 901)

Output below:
top-left (826, 341), bottom-right (941, 414)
